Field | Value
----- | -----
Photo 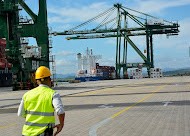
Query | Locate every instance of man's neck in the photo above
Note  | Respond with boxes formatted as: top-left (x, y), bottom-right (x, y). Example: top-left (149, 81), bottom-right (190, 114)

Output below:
top-left (39, 84), bottom-right (49, 87)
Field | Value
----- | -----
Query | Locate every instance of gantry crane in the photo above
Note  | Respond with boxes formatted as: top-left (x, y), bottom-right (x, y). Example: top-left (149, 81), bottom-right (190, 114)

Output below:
top-left (0, 0), bottom-right (51, 90)
top-left (52, 3), bottom-right (179, 78)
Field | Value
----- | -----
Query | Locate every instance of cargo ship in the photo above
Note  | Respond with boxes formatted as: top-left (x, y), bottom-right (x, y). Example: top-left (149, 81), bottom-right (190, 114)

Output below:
top-left (0, 39), bottom-right (12, 87)
top-left (75, 48), bottom-right (115, 82)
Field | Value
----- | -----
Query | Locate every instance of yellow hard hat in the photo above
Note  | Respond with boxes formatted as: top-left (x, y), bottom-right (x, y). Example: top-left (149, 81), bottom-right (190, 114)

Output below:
top-left (35, 66), bottom-right (51, 79)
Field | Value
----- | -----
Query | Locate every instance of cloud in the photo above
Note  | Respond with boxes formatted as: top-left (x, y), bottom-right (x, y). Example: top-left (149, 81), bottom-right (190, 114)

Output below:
top-left (55, 58), bottom-right (77, 74)
top-left (53, 50), bottom-right (78, 74)
top-left (179, 18), bottom-right (190, 39)
top-left (56, 51), bottom-right (75, 57)
top-left (132, 0), bottom-right (190, 14)
top-left (151, 17), bottom-right (190, 50)
top-left (48, 2), bottom-right (110, 24)
top-left (47, 0), bottom-right (190, 30)
top-left (155, 55), bottom-right (190, 69)
top-left (153, 17), bottom-right (190, 69)
top-left (48, 16), bottom-right (70, 24)
top-left (99, 57), bottom-right (115, 66)
top-left (56, 59), bottom-right (76, 67)
top-left (52, 24), bottom-right (73, 31)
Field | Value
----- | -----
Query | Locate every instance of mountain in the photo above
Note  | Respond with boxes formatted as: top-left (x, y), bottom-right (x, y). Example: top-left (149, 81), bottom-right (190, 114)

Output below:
top-left (162, 67), bottom-right (178, 72)
top-left (163, 67), bottom-right (190, 76)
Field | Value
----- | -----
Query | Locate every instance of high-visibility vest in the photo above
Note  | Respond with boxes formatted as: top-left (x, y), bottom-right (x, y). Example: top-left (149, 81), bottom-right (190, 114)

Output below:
top-left (22, 86), bottom-right (55, 136)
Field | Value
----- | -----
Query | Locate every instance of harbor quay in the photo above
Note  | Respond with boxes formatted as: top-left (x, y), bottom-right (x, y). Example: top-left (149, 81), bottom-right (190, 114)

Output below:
top-left (0, 76), bottom-right (190, 136)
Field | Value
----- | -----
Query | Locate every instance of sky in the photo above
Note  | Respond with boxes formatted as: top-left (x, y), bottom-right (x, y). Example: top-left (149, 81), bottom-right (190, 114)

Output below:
top-left (24, 0), bottom-right (190, 75)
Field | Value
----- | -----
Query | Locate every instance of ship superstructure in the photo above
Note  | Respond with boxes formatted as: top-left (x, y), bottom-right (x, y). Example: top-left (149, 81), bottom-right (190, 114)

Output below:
top-left (75, 48), bottom-right (115, 82)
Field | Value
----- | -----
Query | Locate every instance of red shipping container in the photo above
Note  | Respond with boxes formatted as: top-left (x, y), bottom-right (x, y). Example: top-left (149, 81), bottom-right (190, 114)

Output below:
top-left (0, 39), bottom-right (12, 69)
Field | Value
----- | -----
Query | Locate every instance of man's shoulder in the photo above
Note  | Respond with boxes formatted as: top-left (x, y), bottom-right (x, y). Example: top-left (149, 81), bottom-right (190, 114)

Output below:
top-left (24, 86), bottom-right (56, 97)
top-left (38, 86), bottom-right (56, 95)
top-left (24, 86), bottom-right (39, 95)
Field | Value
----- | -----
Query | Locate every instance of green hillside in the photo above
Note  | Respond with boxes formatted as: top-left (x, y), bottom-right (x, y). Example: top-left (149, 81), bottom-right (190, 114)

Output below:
top-left (163, 68), bottom-right (190, 76)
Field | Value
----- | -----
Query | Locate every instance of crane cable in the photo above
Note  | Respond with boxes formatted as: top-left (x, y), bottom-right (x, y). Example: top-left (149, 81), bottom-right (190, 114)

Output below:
top-left (69, 7), bottom-right (116, 31)
top-left (103, 17), bottom-right (117, 29)
top-left (94, 8), bottom-right (116, 30)
top-left (121, 6), bottom-right (174, 24)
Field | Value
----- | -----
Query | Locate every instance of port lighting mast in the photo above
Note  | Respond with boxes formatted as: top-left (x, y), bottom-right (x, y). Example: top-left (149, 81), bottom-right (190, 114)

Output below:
top-left (52, 3), bottom-right (179, 78)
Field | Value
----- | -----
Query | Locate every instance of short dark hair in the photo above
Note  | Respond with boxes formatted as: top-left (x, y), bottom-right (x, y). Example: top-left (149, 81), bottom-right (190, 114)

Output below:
top-left (36, 76), bottom-right (51, 82)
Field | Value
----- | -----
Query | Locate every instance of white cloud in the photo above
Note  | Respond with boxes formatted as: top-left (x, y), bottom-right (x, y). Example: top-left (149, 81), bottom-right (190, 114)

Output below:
top-left (56, 51), bottom-right (75, 57)
top-left (53, 50), bottom-right (78, 74)
top-left (99, 57), bottom-right (115, 66)
top-left (48, 16), bottom-right (70, 24)
top-left (155, 56), bottom-right (190, 69)
top-left (151, 17), bottom-right (190, 50)
top-left (55, 59), bottom-right (77, 74)
top-left (153, 17), bottom-right (190, 69)
top-left (48, 2), bottom-right (110, 24)
top-left (56, 59), bottom-right (75, 67)
top-left (52, 24), bottom-right (73, 31)
top-left (179, 18), bottom-right (190, 39)
top-left (133, 0), bottom-right (190, 14)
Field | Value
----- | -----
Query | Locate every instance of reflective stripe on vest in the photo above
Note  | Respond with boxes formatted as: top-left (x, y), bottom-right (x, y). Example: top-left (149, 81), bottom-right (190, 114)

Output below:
top-left (26, 110), bottom-right (54, 116)
top-left (25, 122), bottom-right (55, 127)
top-left (22, 86), bottom-right (55, 136)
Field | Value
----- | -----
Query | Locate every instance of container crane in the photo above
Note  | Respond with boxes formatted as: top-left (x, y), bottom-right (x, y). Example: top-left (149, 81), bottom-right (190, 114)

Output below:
top-left (52, 3), bottom-right (179, 78)
top-left (0, 0), bottom-right (52, 90)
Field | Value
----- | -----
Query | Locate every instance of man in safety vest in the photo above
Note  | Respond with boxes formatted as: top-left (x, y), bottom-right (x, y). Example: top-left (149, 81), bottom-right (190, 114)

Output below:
top-left (18, 66), bottom-right (65, 136)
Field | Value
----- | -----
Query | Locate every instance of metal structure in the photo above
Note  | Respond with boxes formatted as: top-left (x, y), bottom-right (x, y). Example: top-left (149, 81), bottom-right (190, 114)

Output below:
top-left (0, 0), bottom-right (51, 90)
top-left (52, 3), bottom-right (179, 78)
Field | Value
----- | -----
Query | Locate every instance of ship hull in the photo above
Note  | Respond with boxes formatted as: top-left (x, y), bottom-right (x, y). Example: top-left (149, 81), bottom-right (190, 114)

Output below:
top-left (75, 76), bottom-right (102, 82)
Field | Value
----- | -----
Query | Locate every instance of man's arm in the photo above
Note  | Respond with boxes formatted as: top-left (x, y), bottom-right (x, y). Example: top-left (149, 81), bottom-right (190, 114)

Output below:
top-left (52, 92), bottom-right (64, 115)
top-left (52, 92), bottom-right (65, 135)
top-left (53, 113), bottom-right (65, 136)
top-left (17, 98), bottom-right (26, 118)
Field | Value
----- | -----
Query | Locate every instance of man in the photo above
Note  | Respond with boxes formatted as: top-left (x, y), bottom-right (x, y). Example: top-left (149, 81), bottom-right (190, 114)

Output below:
top-left (18, 66), bottom-right (65, 136)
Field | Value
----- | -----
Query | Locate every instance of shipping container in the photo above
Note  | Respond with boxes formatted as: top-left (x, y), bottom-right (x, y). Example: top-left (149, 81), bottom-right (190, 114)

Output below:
top-left (0, 39), bottom-right (12, 87)
top-left (0, 72), bottom-right (12, 87)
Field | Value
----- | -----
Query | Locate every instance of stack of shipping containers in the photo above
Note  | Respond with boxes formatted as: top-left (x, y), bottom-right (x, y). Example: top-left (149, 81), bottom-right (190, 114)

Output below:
top-left (129, 68), bottom-right (143, 79)
top-left (96, 63), bottom-right (115, 80)
top-left (150, 68), bottom-right (163, 78)
top-left (0, 39), bottom-right (12, 87)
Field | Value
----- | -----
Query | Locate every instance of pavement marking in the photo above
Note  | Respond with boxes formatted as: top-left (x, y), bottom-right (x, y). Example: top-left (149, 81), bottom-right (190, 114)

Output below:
top-left (111, 85), bottom-right (165, 118)
top-left (89, 118), bottom-right (111, 136)
top-left (162, 101), bottom-right (172, 106)
top-left (89, 85), bottom-right (165, 136)
top-left (98, 104), bottom-right (114, 108)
